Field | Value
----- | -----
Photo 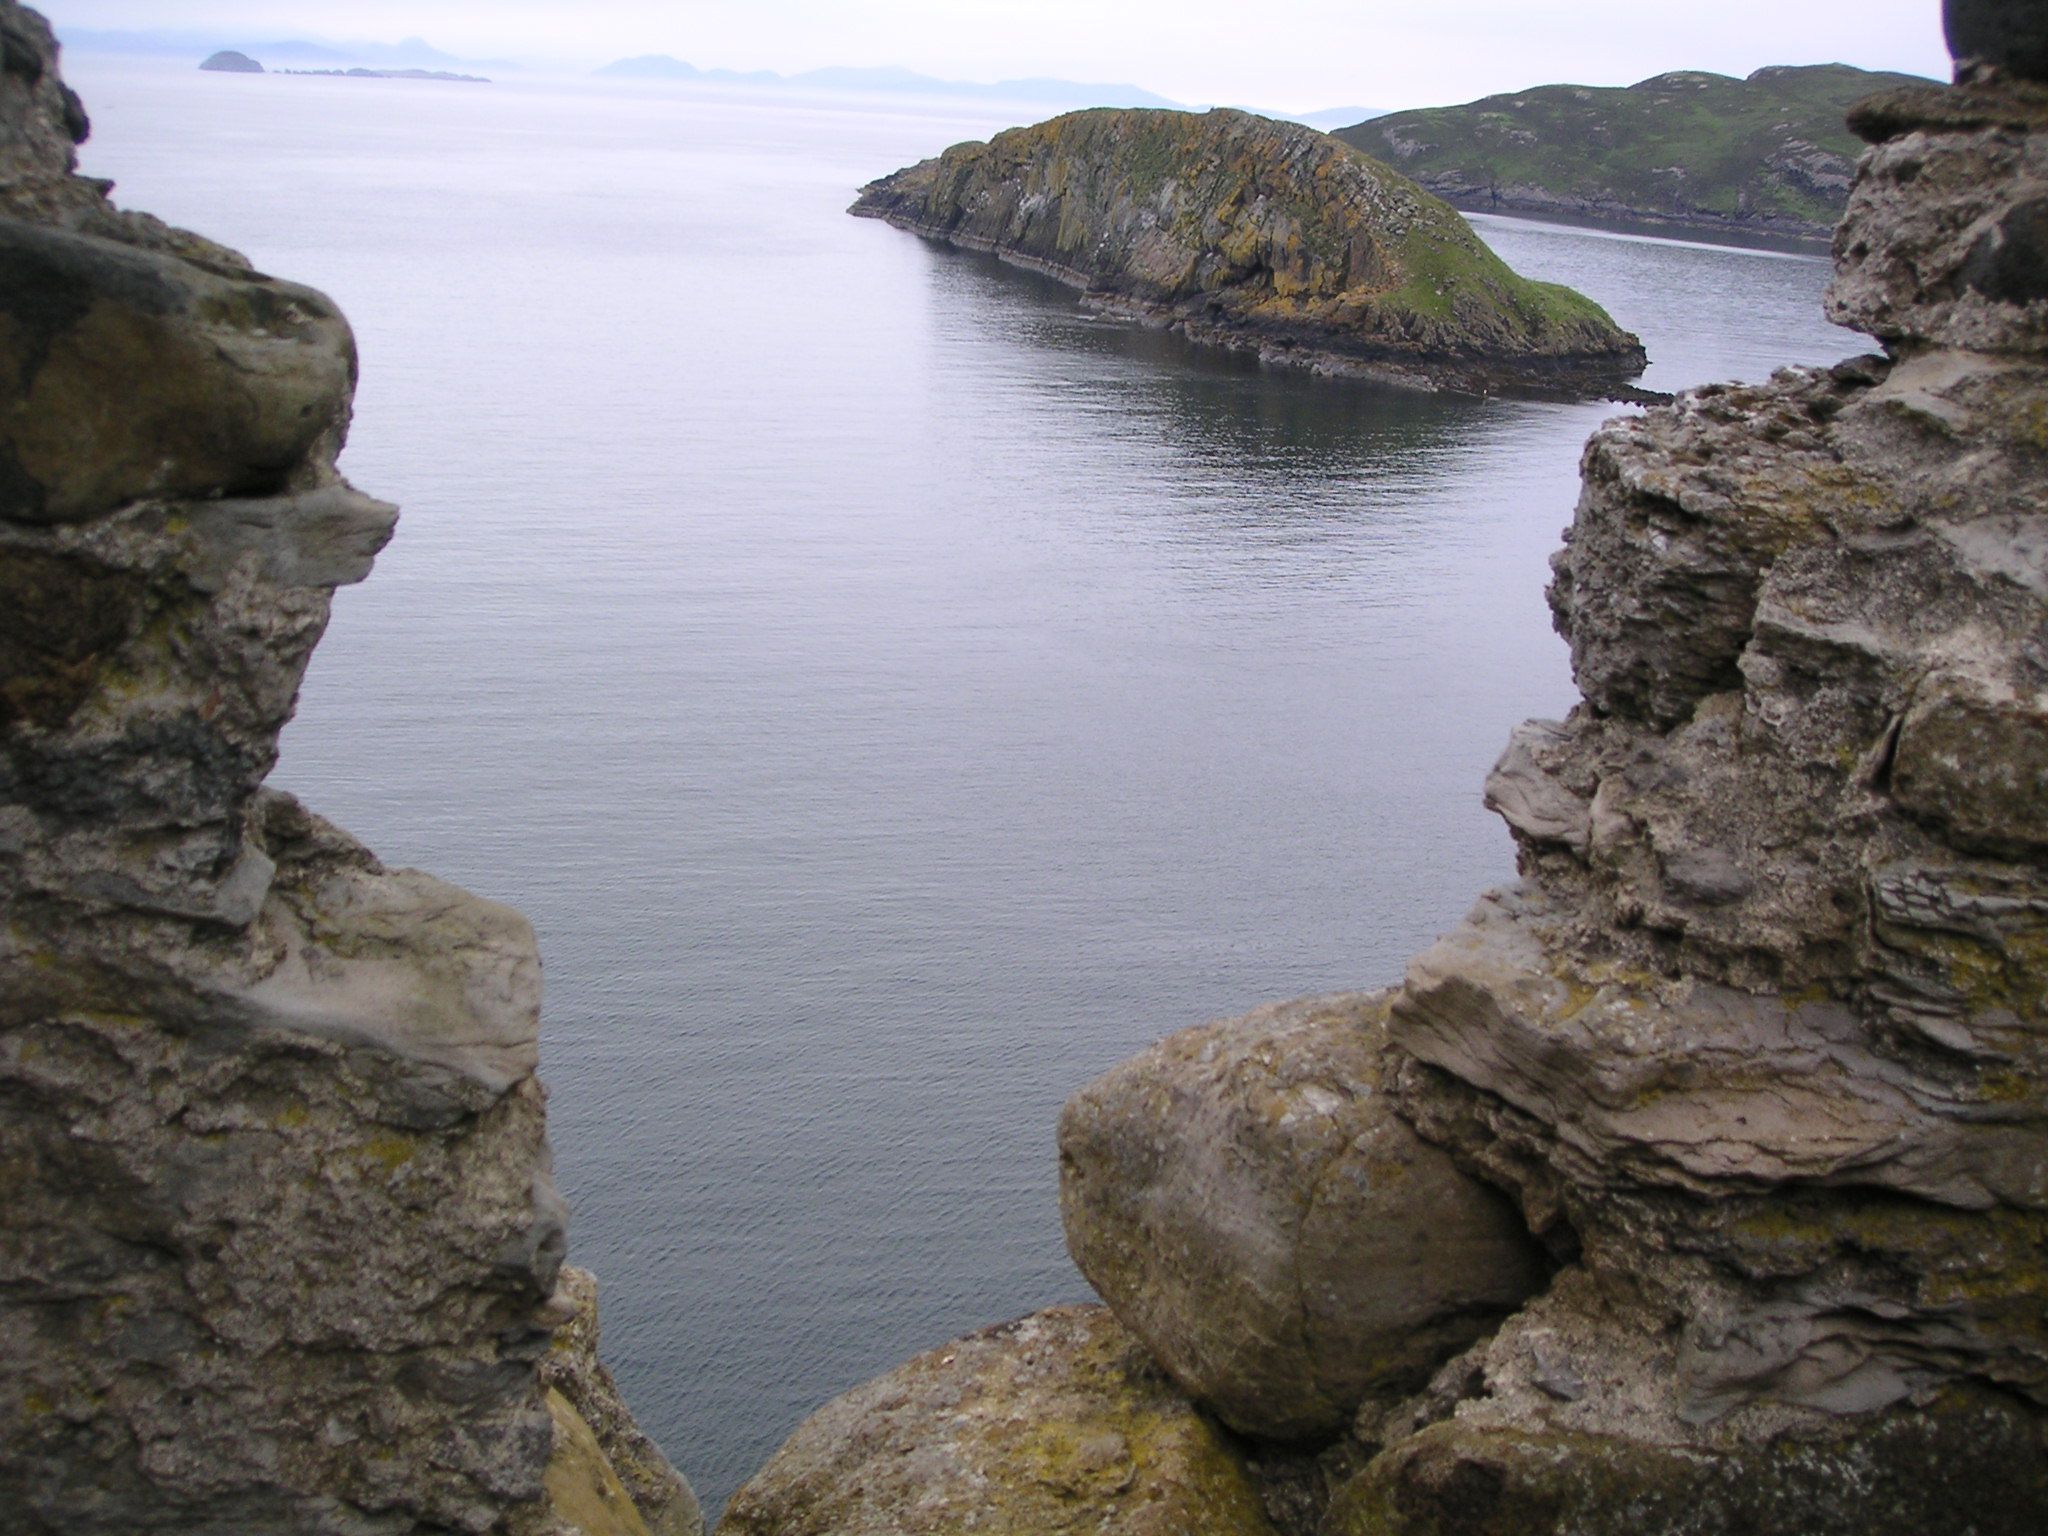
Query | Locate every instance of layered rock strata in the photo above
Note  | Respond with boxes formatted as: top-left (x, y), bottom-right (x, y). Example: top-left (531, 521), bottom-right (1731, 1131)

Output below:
top-left (733, 32), bottom-right (2048, 1536)
top-left (851, 107), bottom-right (1648, 398)
top-left (0, 7), bottom-right (697, 1532)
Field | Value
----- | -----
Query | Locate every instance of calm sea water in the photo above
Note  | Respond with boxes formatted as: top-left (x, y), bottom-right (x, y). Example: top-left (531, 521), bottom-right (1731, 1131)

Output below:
top-left (65, 57), bottom-right (1867, 1512)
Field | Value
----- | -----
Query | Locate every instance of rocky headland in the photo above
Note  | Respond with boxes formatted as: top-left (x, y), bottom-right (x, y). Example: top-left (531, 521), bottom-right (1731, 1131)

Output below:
top-left (731, 16), bottom-right (2048, 1536)
top-left (0, 5), bottom-right (690, 1531)
top-left (1337, 64), bottom-right (1932, 249)
top-left (851, 107), bottom-right (1649, 399)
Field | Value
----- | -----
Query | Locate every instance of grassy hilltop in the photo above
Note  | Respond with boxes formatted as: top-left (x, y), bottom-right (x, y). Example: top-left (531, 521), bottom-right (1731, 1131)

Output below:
top-left (1336, 64), bottom-right (1934, 244)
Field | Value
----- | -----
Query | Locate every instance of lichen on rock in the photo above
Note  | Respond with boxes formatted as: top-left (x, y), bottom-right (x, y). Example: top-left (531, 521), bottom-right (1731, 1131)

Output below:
top-left (717, 1306), bottom-right (1281, 1536)
top-left (851, 107), bottom-right (1648, 398)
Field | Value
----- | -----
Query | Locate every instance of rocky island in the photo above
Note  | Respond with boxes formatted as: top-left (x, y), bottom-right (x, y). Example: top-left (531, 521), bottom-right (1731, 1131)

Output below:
top-left (0, 5), bottom-right (689, 1531)
top-left (1337, 63), bottom-right (1933, 248)
top-left (199, 49), bottom-right (263, 74)
top-left (851, 107), bottom-right (1650, 398)
top-left (734, 13), bottom-right (2048, 1535)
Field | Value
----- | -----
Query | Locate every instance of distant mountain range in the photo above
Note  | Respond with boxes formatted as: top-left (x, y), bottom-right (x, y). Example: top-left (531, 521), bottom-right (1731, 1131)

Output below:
top-left (594, 54), bottom-right (1382, 125)
top-left (1335, 63), bottom-right (1935, 245)
top-left (594, 55), bottom-right (1181, 109)
top-left (58, 29), bottom-right (518, 73)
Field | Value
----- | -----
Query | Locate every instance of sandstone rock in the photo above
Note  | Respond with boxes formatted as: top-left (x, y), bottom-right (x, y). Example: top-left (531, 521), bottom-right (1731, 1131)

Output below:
top-left (0, 215), bottom-right (357, 524)
top-left (1828, 78), bottom-right (2048, 353)
top-left (0, 5), bottom-right (693, 1529)
top-left (545, 1390), bottom-right (655, 1536)
top-left (1328, 1388), bottom-right (2048, 1536)
top-left (1058, 993), bottom-right (1546, 1443)
top-left (1347, 61), bottom-right (2048, 1527)
top-left (851, 108), bottom-right (1646, 398)
top-left (717, 1306), bottom-right (1279, 1536)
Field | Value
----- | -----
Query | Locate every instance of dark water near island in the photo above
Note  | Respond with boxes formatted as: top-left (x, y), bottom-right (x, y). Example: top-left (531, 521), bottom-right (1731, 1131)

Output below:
top-left (65, 58), bottom-right (1867, 1513)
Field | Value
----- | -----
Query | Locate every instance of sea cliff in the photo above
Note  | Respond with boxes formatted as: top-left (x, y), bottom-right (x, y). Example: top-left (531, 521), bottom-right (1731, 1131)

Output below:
top-left (852, 107), bottom-right (1649, 398)
top-left (0, 6), bottom-right (696, 1532)
top-left (731, 24), bottom-right (2048, 1536)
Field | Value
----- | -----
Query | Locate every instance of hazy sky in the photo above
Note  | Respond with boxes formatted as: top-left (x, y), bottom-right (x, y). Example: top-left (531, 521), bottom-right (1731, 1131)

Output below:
top-left (43, 1), bottom-right (1952, 109)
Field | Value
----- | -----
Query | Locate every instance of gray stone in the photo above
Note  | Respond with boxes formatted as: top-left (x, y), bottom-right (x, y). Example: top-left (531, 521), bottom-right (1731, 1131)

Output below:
top-left (1058, 993), bottom-right (1546, 1443)
top-left (717, 1306), bottom-right (1279, 1536)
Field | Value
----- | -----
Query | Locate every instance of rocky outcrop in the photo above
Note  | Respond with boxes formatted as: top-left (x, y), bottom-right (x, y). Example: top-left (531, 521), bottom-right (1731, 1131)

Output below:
top-left (0, 6), bottom-right (696, 1531)
top-left (851, 107), bottom-right (1648, 399)
top-left (719, 1307), bottom-right (1281, 1536)
top-left (736, 21), bottom-right (2048, 1536)
top-left (1058, 993), bottom-right (1547, 1443)
top-left (200, 50), bottom-right (264, 74)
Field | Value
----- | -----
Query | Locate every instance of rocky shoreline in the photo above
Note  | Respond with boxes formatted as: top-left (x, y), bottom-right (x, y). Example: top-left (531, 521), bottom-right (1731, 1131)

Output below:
top-left (852, 107), bottom-right (1650, 400)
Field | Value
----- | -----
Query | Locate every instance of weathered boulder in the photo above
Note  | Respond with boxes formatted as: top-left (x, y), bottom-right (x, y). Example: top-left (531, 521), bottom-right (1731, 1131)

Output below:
top-left (0, 6), bottom-right (697, 1531)
top-left (0, 216), bottom-right (357, 525)
top-left (851, 108), bottom-right (1647, 398)
top-left (717, 1306), bottom-right (1279, 1536)
top-left (1059, 993), bottom-right (1547, 1443)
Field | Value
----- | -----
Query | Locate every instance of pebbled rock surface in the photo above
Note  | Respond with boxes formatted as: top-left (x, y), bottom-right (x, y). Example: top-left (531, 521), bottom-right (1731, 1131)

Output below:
top-left (851, 107), bottom-right (1647, 399)
top-left (717, 1306), bottom-right (1280, 1536)
top-left (0, 7), bottom-right (697, 1532)
top-left (1058, 993), bottom-right (1547, 1443)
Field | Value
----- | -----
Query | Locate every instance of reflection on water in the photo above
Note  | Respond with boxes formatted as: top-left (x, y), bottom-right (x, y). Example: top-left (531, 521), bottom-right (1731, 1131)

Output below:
top-left (63, 57), bottom-right (1873, 1513)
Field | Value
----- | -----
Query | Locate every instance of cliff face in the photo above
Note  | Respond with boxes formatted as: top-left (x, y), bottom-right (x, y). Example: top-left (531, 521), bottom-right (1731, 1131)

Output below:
top-left (730, 36), bottom-right (2048, 1536)
top-left (851, 107), bottom-right (1648, 398)
top-left (0, 7), bottom-right (697, 1532)
top-left (1338, 65), bottom-right (1929, 247)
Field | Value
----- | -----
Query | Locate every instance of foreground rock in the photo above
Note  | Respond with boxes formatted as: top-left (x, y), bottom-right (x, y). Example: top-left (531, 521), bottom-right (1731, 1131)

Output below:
top-left (718, 1307), bottom-right (1278, 1536)
top-left (852, 107), bottom-right (1647, 398)
top-left (1343, 53), bottom-right (2048, 1532)
top-left (1059, 993), bottom-right (1546, 1443)
top-left (0, 6), bottom-right (696, 1531)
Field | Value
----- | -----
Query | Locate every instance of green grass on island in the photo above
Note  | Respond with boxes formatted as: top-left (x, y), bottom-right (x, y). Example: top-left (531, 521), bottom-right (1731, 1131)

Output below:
top-left (1337, 64), bottom-right (1935, 241)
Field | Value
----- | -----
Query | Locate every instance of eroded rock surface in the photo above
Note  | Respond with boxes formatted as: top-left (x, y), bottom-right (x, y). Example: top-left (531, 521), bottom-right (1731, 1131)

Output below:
top-left (0, 7), bottom-right (696, 1531)
top-left (1059, 993), bottom-right (1547, 1443)
top-left (717, 1307), bottom-right (1279, 1536)
top-left (851, 107), bottom-right (1647, 398)
top-left (1351, 57), bottom-right (2048, 1532)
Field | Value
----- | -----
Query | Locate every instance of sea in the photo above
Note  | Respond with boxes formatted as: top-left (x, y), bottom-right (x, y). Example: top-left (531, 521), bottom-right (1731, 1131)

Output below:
top-left (61, 57), bottom-right (1869, 1513)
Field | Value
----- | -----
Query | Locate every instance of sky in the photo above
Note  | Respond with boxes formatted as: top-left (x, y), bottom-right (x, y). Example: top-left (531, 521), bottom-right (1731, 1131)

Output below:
top-left (40, 1), bottom-right (1952, 110)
